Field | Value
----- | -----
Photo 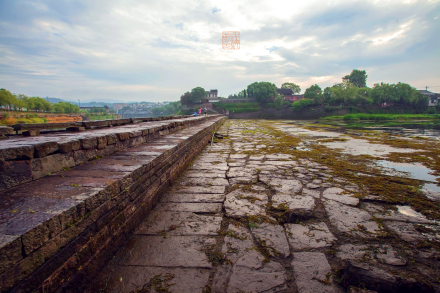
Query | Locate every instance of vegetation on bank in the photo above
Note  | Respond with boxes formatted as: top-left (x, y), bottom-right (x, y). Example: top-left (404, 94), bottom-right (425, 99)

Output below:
top-left (213, 102), bottom-right (260, 113)
top-left (0, 114), bottom-right (48, 125)
top-left (0, 88), bottom-right (80, 113)
top-left (323, 113), bottom-right (440, 121)
top-left (291, 70), bottom-right (427, 112)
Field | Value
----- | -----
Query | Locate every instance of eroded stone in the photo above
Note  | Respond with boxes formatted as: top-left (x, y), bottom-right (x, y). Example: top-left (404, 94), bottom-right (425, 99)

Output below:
top-left (292, 252), bottom-right (343, 293)
top-left (87, 266), bottom-right (210, 293)
top-left (259, 176), bottom-right (302, 194)
top-left (250, 223), bottom-right (290, 257)
top-left (384, 221), bottom-right (427, 243)
top-left (323, 188), bottom-right (359, 206)
top-left (336, 244), bottom-right (406, 266)
top-left (118, 235), bottom-right (213, 268)
top-left (136, 212), bottom-right (222, 236)
top-left (324, 200), bottom-right (381, 237)
top-left (224, 190), bottom-right (268, 218)
top-left (285, 222), bottom-right (336, 250)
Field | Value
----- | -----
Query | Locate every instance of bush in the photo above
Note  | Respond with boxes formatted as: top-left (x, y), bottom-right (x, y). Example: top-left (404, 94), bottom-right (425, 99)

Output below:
top-left (291, 99), bottom-right (316, 111)
top-left (213, 102), bottom-right (260, 113)
top-left (427, 107), bottom-right (437, 114)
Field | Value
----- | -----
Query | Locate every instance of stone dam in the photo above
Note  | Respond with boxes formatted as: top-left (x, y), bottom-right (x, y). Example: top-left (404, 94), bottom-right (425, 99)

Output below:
top-left (0, 117), bottom-right (439, 293)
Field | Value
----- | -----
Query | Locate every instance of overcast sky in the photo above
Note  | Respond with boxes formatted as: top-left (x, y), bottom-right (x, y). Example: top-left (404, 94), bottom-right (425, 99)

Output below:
top-left (0, 0), bottom-right (439, 103)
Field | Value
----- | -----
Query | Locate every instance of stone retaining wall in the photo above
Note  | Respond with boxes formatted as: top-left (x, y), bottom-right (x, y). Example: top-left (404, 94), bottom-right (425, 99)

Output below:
top-left (0, 116), bottom-right (226, 292)
top-left (0, 115), bottom-right (208, 191)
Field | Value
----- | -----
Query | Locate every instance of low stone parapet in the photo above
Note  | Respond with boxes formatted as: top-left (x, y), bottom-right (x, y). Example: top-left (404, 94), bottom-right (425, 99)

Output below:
top-left (0, 115), bottom-right (226, 292)
top-left (0, 115), bottom-right (212, 191)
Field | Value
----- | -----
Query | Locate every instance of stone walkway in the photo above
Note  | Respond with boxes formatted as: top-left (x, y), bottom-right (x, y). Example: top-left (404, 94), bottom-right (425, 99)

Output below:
top-left (86, 120), bottom-right (440, 293)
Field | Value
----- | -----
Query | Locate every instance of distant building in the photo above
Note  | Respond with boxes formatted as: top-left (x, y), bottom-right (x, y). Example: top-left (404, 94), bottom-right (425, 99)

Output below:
top-left (276, 88), bottom-right (304, 102)
top-left (113, 103), bottom-right (127, 111)
top-left (206, 89), bottom-right (218, 98)
top-left (204, 89), bottom-right (219, 103)
top-left (284, 95), bottom-right (304, 102)
top-left (418, 90), bottom-right (440, 107)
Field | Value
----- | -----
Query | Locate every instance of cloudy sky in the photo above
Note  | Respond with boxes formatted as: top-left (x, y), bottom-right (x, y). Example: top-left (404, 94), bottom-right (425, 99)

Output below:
top-left (0, 0), bottom-right (439, 103)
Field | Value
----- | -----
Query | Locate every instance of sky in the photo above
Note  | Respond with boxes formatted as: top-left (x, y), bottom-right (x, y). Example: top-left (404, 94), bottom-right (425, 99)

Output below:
top-left (0, 0), bottom-right (439, 103)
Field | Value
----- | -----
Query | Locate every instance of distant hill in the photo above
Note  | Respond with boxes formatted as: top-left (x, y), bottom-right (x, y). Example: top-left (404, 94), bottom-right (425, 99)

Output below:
top-left (79, 101), bottom-right (114, 108)
top-left (44, 97), bottom-right (66, 104)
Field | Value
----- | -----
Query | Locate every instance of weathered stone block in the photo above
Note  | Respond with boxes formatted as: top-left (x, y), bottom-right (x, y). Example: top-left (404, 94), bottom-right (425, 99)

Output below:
top-left (80, 137), bottom-right (98, 150)
top-left (117, 132), bottom-right (130, 141)
top-left (34, 141), bottom-right (59, 158)
top-left (96, 136), bottom-right (108, 149)
top-left (0, 145), bottom-right (34, 161)
top-left (0, 160), bottom-right (32, 190)
top-left (58, 139), bottom-right (81, 153)
top-left (31, 153), bottom-right (75, 180)
top-left (0, 235), bottom-right (22, 275)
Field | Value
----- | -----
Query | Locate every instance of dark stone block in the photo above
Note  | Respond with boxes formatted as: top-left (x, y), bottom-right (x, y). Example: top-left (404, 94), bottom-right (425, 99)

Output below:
top-left (33, 142), bottom-right (59, 158)
top-left (0, 145), bottom-right (34, 161)
top-left (0, 160), bottom-right (32, 190)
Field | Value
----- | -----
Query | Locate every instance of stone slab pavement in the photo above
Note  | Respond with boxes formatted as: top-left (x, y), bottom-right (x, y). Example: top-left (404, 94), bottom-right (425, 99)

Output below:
top-left (86, 120), bottom-right (440, 293)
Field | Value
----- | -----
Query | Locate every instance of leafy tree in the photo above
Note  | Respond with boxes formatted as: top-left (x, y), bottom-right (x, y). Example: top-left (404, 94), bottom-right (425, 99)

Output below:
top-left (323, 87), bottom-right (332, 104)
top-left (304, 84), bottom-right (323, 104)
top-left (281, 82), bottom-right (301, 94)
top-left (104, 105), bottom-right (109, 111)
top-left (190, 87), bottom-right (206, 104)
top-left (342, 69), bottom-right (367, 88)
top-left (274, 96), bottom-right (283, 110)
top-left (247, 82), bottom-right (277, 102)
top-left (0, 89), bottom-right (14, 109)
top-left (180, 92), bottom-right (191, 105)
top-left (237, 90), bottom-right (247, 99)
top-left (243, 89), bottom-right (247, 98)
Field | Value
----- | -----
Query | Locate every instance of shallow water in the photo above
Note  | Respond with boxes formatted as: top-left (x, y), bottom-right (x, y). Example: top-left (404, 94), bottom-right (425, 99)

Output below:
top-left (376, 160), bottom-right (440, 192)
top-left (397, 205), bottom-right (427, 219)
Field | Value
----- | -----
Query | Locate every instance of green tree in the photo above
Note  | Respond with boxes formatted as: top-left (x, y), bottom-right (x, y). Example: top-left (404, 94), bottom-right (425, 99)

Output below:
top-left (274, 96), bottom-right (283, 110)
top-left (247, 82), bottom-right (277, 102)
top-left (342, 69), bottom-right (367, 88)
top-left (180, 92), bottom-right (191, 105)
top-left (190, 87), bottom-right (206, 104)
top-left (0, 89), bottom-right (14, 109)
top-left (281, 82), bottom-right (301, 94)
top-left (304, 84), bottom-right (323, 104)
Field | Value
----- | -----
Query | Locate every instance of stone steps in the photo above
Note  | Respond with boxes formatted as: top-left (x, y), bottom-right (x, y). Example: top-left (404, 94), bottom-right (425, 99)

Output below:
top-left (0, 115), bottom-right (226, 293)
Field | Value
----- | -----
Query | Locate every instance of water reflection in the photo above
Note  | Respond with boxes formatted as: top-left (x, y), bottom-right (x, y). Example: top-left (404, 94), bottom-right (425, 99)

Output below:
top-left (376, 160), bottom-right (440, 193)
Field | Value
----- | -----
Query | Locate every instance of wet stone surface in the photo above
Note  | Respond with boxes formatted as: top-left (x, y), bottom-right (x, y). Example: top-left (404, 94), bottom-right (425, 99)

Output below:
top-left (88, 120), bottom-right (440, 293)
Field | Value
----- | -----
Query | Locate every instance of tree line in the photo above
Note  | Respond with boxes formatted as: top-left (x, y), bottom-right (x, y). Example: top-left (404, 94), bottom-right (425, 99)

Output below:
top-left (0, 88), bottom-right (80, 113)
top-left (295, 70), bottom-right (427, 111)
top-left (202, 70), bottom-right (426, 111)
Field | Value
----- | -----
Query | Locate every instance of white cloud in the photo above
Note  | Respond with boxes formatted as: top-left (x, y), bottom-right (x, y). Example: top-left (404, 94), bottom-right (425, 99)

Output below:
top-left (0, 0), bottom-right (439, 101)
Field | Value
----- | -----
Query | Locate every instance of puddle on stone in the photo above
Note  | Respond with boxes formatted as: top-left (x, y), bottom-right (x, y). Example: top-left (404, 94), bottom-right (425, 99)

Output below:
top-left (377, 160), bottom-right (440, 194)
top-left (397, 205), bottom-right (426, 219)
